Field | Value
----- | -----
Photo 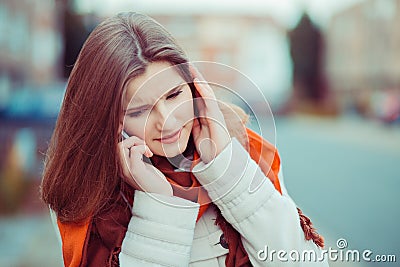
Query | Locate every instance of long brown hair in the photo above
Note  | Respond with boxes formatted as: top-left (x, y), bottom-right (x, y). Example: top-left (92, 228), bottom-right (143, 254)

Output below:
top-left (41, 12), bottom-right (249, 223)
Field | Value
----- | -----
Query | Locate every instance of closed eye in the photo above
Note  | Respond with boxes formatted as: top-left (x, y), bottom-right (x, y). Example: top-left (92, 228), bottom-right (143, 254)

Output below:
top-left (166, 90), bottom-right (183, 100)
top-left (127, 109), bottom-right (147, 117)
top-left (127, 89), bottom-right (183, 117)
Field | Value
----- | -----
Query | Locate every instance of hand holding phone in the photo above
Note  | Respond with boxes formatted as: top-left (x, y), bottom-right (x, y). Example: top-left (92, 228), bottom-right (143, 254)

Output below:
top-left (118, 131), bottom-right (173, 196)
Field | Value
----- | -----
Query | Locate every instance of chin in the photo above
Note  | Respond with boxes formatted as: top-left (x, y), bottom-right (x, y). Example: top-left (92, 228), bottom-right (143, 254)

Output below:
top-left (162, 149), bottom-right (183, 158)
top-left (167, 139), bottom-right (189, 158)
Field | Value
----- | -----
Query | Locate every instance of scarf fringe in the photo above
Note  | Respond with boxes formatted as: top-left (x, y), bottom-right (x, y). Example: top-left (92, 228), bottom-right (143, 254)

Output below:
top-left (297, 207), bottom-right (325, 248)
top-left (212, 204), bottom-right (324, 267)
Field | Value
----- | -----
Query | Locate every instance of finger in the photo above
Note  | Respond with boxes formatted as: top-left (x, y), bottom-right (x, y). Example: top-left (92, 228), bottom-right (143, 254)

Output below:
top-left (193, 78), bottom-right (215, 98)
top-left (117, 142), bottom-right (134, 177)
top-left (193, 83), bottom-right (221, 117)
top-left (118, 144), bottom-right (153, 191)
top-left (193, 93), bottom-right (206, 114)
top-left (130, 144), bottom-right (153, 162)
top-left (121, 135), bottom-right (146, 148)
top-left (189, 64), bottom-right (205, 81)
top-left (118, 142), bottom-right (152, 173)
top-left (145, 146), bottom-right (153, 157)
top-left (191, 117), bottom-right (201, 135)
top-left (192, 81), bottom-right (218, 111)
top-left (117, 141), bottom-right (130, 162)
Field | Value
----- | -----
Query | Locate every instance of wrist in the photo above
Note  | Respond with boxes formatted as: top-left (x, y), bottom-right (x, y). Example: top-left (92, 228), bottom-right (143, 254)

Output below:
top-left (148, 185), bottom-right (173, 197)
top-left (199, 137), bottom-right (232, 165)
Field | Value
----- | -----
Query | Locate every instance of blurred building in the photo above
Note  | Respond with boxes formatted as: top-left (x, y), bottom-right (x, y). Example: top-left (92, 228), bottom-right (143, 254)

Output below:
top-left (147, 13), bottom-right (293, 111)
top-left (289, 13), bottom-right (326, 102)
top-left (73, 0), bottom-right (298, 110)
top-left (0, 0), bottom-right (62, 87)
top-left (0, 0), bottom-right (64, 214)
top-left (325, 0), bottom-right (400, 117)
top-left (281, 13), bottom-right (338, 116)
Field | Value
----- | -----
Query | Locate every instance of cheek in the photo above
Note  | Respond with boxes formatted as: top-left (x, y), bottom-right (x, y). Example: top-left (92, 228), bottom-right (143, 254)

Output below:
top-left (143, 134), bottom-right (154, 145)
top-left (123, 117), bottom-right (146, 139)
top-left (177, 103), bottom-right (194, 121)
top-left (177, 92), bottom-right (194, 122)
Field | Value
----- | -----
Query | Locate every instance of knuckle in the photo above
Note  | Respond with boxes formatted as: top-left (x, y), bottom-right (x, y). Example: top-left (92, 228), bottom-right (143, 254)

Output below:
top-left (129, 145), bottom-right (139, 153)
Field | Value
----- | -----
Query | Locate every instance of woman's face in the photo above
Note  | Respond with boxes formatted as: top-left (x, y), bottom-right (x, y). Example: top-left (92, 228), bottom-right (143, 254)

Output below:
top-left (122, 61), bottom-right (194, 158)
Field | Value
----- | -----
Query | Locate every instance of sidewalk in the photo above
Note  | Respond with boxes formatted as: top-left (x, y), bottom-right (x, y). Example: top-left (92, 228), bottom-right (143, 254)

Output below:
top-left (0, 213), bottom-right (63, 267)
top-left (274, 114), bottom-right (399, 267)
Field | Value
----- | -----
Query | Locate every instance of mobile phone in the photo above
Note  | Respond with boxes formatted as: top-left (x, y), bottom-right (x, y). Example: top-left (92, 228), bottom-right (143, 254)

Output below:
top-left (121, 130), bottom-right (130, 140)
top-left (121, 130), bottom-right (152, 163)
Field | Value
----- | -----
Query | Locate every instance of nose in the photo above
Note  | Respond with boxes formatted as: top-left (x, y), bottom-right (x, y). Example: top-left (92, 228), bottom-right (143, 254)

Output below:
top-left (153, 102), bottom-right (178, 132)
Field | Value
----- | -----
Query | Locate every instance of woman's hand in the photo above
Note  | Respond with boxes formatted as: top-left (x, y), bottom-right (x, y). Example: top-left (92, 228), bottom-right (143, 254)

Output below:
top-left (190, 65), bottom-right (231, 164)
top-left (118, 135), bottom-right (173, 196)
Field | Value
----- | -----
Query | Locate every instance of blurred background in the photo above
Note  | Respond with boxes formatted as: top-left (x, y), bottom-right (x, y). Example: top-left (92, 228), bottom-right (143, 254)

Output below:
top-left (0, 0), bottom-right (399, 266)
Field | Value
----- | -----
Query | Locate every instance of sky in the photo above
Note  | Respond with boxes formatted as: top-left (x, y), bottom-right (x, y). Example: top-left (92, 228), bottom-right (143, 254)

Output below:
top-left (73, 0), bottom-right (365, 29)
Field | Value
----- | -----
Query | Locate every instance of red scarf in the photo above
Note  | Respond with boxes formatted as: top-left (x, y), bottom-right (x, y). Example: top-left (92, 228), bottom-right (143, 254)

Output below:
top-left (148, 134), bottom-right (212, 222)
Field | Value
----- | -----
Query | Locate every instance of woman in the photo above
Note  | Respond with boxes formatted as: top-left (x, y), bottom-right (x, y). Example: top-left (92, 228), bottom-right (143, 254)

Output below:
top-left (41, 12), bottom-right (328, 267)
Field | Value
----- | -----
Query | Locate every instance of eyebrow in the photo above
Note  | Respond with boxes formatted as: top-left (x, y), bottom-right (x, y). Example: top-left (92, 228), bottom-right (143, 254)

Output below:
top-left (124, 83), bottom-right (185, 112)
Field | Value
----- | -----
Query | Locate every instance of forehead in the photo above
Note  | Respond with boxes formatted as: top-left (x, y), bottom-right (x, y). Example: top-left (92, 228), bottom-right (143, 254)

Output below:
top-left (125, 61), bottom-right (185, 106)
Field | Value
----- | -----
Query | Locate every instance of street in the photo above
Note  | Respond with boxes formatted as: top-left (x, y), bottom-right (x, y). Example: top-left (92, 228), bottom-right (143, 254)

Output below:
top-left (274, 115), bottom-right (399, 267)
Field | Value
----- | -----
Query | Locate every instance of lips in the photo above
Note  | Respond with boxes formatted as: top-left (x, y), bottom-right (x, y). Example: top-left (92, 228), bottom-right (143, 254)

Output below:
top-left (155, 128), bottom-right (182, 144)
